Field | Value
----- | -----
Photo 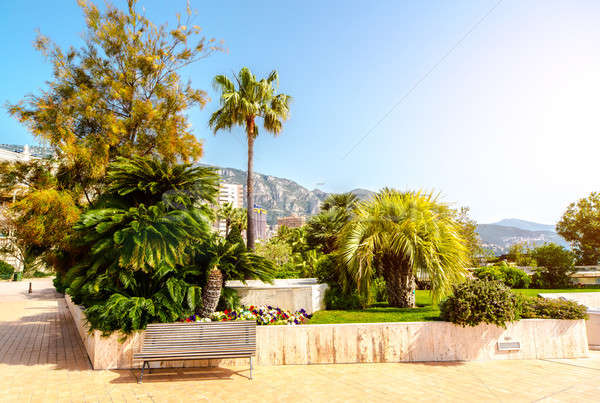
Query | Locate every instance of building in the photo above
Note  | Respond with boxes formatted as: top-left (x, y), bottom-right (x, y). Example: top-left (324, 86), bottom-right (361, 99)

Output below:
top-left (218, 183), bottom-right (244, 209)
top-left (214, 183), bottom-right (244, 235)
top-left (252, 205), bottom-right (268, 241)
top-left (277, 215), bottom-right (306, 229)
top-left (0, 145), bottom-right (34, 163)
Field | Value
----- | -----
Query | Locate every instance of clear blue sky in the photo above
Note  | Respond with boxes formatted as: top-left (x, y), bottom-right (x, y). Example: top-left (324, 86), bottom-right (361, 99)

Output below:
top-left (1, 0), bottom-right (599, 225)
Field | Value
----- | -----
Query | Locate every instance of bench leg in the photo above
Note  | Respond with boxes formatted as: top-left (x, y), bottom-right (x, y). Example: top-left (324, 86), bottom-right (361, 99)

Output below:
top-left (249, 356), bottom-right (253, 380)
top-left (138, 361), bottom-right (148, 384)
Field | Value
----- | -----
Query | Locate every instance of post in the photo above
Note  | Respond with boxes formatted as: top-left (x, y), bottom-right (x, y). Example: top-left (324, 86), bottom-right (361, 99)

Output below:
top-left (249, 356), bottom-right (253, 380)
top-left (28, 282), bottom-right (32, 294)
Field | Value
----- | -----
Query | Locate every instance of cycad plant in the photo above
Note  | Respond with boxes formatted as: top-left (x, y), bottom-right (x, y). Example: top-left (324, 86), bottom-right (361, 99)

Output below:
top-left (64, 156), bottom-right (219, 333)
top-left (209, 67), bottom-right (291, 249)
top-left (339, 190), bottom-right (468, 308)
top-left (193, 235), bottom-right (275, 318)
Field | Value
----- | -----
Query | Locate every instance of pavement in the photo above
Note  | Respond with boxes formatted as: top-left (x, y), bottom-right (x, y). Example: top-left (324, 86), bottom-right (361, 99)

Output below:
top-left (1, 278), bottom-right (600, 402)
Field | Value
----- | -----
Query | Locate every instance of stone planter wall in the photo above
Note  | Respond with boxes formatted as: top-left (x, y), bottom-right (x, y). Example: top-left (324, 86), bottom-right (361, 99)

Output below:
top-left (66, 295), bottom-right (589, 370)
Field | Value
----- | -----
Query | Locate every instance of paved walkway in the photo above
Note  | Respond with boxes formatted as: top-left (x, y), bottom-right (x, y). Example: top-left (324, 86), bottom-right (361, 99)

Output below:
top-left (1, 279), bottom-right (600, 402)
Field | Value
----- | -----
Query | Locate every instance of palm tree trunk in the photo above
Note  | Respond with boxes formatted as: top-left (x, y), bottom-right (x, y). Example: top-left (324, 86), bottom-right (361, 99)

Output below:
top-left (199, 266), bottom-right (223, 318)
top-left (384, 261), bottom-right (416, 308)
top-left (246, 134), bottom-right (255, 250)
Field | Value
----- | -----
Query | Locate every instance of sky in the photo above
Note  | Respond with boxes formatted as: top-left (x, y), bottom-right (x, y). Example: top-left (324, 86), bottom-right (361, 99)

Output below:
top-left (1, 0), bottom-right (599, 225)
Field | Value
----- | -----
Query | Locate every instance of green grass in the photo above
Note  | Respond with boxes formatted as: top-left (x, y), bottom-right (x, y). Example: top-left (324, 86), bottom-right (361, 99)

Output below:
top-left (513, 288), bottom-right (600, 298)
top-left (308, 288), bottom-right (600, 325)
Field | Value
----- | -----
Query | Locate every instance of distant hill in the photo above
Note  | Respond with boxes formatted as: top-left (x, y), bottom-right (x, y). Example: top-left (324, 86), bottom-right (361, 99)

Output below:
top-left (477, 222), bottom-right (569, 255)
top-left (214, 166), bottom-right (375, 225)
top-left (492, 218), bottom-right (555, 232)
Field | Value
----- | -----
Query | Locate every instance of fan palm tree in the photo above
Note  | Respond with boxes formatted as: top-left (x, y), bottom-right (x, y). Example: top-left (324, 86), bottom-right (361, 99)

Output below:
top-left (306, 192), bottom-right (358, 253)
top-left (217, 202), bottom-right (247, 237)
top-left (209, 67), bottom-right (291, 249)
top-left (339, 190), bottom-right (468, 308)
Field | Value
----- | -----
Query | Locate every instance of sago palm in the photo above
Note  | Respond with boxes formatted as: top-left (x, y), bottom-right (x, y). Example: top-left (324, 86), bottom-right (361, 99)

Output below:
top-left (194, 235), bottom-right (275, 318)
top-left (209, 67), bottom-right (291, 249)
top-left (65, 156), bottom-right (219, 333)
top-left (339, 190), bottom-right (468, 308)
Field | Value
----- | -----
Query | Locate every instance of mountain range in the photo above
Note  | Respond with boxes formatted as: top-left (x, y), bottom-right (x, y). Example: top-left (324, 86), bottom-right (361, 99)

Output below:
top-left (213, 166), bottom-right (570, 253)
top-left (215, 166), bottom-right (374, 225)
top-left (477, 219), bottom-right (568, 254)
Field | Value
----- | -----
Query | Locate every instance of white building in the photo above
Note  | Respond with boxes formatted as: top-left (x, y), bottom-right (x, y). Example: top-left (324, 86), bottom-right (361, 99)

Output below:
top-left (215, 183), bottom-right (244, 234)
top-left (0, 145), bottom-right (34, 163)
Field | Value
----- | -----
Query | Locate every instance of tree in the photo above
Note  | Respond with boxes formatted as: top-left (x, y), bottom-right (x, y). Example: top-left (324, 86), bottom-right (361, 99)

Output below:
top-left (217, 202), bottom-right (246, 237)
top-left (454, 207), bottom-right (484, 266)
top-left (557, 192), bottom-right (600, 265)
top-left (194, 236), bottom-right (274, 318)
top-left (529, 243), bottom-right (575, 288)
top-left (63, 156), bottom-right (219, 333)
top-left (507, 242), bottom-right (536, 266)
top-left (339, 190), bottom-right (469, 308)
top-left (305, 193), bottom-right (357, 254)
top-left (209, 67), bottom-right (291, 249)
top-left (8, 0), bottom-right (221, 202)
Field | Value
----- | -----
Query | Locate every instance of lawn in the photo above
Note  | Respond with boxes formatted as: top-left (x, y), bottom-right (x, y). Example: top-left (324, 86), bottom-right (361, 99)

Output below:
top-left (308, 288), bottom-right (600, 324)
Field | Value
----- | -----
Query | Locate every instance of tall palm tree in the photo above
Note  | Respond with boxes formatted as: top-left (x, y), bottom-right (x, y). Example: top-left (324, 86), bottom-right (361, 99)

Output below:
top-left (209, 67), bottom-right (291, 249)
top-left (217, 202), bottom-right (247, 237)
top-left (339, 190), bottom-right (468, 308)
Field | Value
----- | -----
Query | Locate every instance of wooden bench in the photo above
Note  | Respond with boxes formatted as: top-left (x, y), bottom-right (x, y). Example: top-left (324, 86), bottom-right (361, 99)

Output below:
top-left (133, 320), bottom-right (256, 383)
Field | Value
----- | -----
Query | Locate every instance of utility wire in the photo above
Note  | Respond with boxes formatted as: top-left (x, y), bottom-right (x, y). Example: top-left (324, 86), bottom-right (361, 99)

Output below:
top-left (342, 0), bottom-right (504, 159)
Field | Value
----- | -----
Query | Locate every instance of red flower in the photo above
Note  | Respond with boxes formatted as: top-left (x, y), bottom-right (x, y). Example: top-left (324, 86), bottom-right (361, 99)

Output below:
top-left (186, 318), bottom-right (191, 322)
top-left (224, 309), bottom-right (229, 314)
top-left (249, 305), bottom-right (254, 310)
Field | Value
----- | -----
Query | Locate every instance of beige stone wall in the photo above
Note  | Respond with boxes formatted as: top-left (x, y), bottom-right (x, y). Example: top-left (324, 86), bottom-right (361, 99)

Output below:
top-left (66, 295), bottom-right (589, 370)
top-left (587, 311), bottom-right (600, 349)
top-left (225, 279), bottom-right (328, 314)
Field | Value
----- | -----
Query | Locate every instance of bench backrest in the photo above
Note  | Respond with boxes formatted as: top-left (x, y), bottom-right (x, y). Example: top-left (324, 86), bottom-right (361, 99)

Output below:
top-left (141, 321), bottom-right (256, 357)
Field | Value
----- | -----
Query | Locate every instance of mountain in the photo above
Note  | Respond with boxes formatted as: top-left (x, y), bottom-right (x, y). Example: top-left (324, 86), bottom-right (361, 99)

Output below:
top-left (492, 218), bottom-right (556, 232)
top-left (477, 222), bottom-right (568, 255)
top-left (215, 166), bottom-right (375, 225)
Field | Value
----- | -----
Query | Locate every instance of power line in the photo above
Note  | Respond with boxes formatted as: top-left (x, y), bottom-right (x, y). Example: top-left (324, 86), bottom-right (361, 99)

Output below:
top-left (342, 0), bottom-right (504, 160)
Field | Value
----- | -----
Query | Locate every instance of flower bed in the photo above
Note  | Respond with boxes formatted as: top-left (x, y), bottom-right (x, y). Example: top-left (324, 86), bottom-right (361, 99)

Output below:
top-left (181, 305), bottom-right (313, 325)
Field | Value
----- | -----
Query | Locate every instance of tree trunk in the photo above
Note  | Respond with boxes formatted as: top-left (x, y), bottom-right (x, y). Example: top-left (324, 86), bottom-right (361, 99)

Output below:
top-left (384, 262), bottom-right (416, 308)
top-left (199, 266), bottom-right (223, 318)
top-left (246, 132), bottom-right (255, 250)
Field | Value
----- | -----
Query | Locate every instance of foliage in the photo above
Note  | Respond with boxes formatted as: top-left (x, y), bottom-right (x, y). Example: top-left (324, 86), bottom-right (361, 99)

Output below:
top-left (8, 0), bottom-right (220, 202)
top-left (454, 207), bottom-right (485, 266)
top-left (339, 189), bottom-right (469, 307)
top-left (0, 261), bottom-right (15, 280)
top-left (305, 193), bottom-right (357, 256)
top-left (182, 305), bottom-right (312, 326)
top-left (209, 67), bottom-right (291, 249)
top-left (254, 239), bottom-right (293, 267)
top-left (324, 286), bottom-right (367, 310)
top-left (192, 234), bottom-right (275, 318)
top-left (473, 262), bottom-right (530, 288)
top-left (440, 279), bottom-right (521, 327)
top-left (216, 287), bottom-right (241, 312)
top-left (62, 156), bottom-right (218, 333)
top-left (529, 243), bottom-right (575, 288)
top-left (520, 297), bottom-right (587, 320)
top-left (507, 242), bottom-right (537, 266)
top-left (216, 203), bottom-right (246, 237)
top-left (557, 192), bottom-right (600, 265)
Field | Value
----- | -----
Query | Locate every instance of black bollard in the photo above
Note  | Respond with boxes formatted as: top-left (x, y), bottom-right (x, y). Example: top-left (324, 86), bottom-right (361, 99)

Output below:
top-left (28, 282), bottom-right (32, 294)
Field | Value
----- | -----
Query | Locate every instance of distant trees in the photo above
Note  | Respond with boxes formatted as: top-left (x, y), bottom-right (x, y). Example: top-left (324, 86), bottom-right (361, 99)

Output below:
top-left (529, 243), bottom-right (575, 288)
top-left (557, 192), bottom-right (600, 265)
top-left (209, 67), bottom-right (291, 250)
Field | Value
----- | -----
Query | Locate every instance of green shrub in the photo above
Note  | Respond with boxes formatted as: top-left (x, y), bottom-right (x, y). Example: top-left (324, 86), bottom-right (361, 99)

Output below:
top-left (530, 243), bottom-right (575, 288)
top-left (371, 277), bottom-right (388, 303)
top-left (216, 287), bottom-right (241, 311)
top-left (440, 279), bottom-right (521, 327)
top-left (520, 297), bottom-right (587, 320)
top-left (473, 262), bottom-right (530, 288)
top-left (53, 272), bottom-right (68, 293)
top-left (499, 264), bottom-right (530, 288)
top-left (0, 261), bottom-right (15, 280)
top-left (324, 286), bottom-right (367, 310)
top-left (473, 266), bottom-right (504, 282)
